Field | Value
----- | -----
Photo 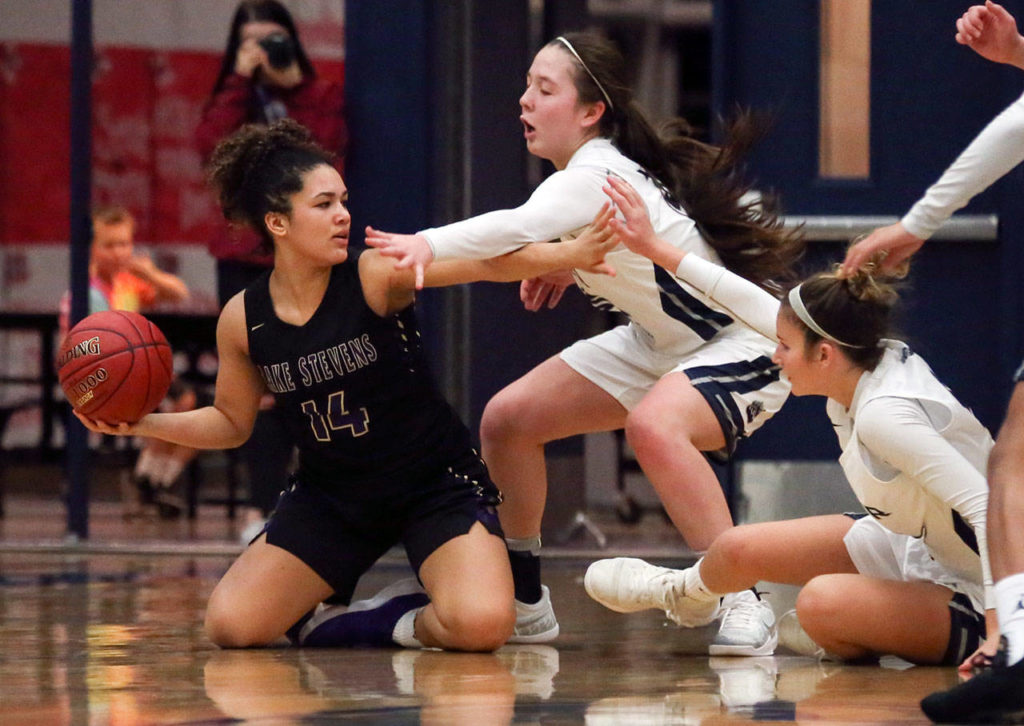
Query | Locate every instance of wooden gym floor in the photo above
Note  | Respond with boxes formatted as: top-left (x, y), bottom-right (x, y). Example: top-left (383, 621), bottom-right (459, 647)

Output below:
top-left (0, 484), bottom-right (961, 724)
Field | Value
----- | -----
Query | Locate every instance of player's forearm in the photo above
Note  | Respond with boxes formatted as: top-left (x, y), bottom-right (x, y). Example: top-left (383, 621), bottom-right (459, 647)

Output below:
top-left (474, 242), bottom-right (583, 282)
top-left (673, 255), bottom-right (780, 341)
top-left (422, 169), bottom-right (599, 262)
top-left (133, 405), bottom-right (253, 449)
top-left (426, 243), bottom-right (577, 286)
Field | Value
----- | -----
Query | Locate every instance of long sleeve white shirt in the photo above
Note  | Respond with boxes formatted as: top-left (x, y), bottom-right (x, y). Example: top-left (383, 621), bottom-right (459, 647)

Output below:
top-left (902, 89), bottom-right (1024, 239)
top-left (420, 137), bottom-right (774, 356)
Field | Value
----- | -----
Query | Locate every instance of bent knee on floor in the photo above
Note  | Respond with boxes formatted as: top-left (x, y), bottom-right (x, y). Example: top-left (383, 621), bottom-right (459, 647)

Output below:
top-left (204, 602), bottom-right (280, 649)
top-left (435, 601), bottom-right (516, 652)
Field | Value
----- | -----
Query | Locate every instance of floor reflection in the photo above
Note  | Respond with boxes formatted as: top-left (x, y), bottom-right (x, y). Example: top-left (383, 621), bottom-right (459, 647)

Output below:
top-left (0, 553), bottom-right (960, 725)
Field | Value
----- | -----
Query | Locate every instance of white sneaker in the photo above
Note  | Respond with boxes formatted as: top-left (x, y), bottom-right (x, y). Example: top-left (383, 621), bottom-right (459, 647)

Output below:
top-left (777, 608), bottom-right (828, 659)
top-left (710, 590), bottom-right (777, 656)
top-left (509, 585), bottom-right (559, 643)
top-left (584, 557), bottom-right (719, 627)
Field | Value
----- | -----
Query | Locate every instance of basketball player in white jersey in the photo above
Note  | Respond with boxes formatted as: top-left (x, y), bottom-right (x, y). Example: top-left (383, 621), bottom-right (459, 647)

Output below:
top-left (585, 176), bottom-right (999, 668)
top-left (366, 31), bottom-right (804, 654)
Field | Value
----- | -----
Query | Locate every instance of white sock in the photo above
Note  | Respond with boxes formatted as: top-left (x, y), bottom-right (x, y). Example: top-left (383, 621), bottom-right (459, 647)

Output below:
top-left (995, 572), bottom-right (1024, 665)
top-left (683, 557), bottom-right (723, 602)
top-left (506, 535), bottom-right (542, 556)
top-left (392, 606), bottom-right (425, 648)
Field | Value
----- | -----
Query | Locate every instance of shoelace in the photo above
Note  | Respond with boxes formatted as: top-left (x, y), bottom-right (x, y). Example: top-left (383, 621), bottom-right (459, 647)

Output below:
top-left (718, 600), bottom-right (770, 634)
top-left (662, 574), bottom-right (718, 626)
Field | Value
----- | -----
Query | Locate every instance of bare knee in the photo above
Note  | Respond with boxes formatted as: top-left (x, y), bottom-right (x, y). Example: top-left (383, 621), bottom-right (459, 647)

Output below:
top-left (625, 405), bottom-right (677, 460)
top-left (204, 592), bottom-right (278, 648)
top-left (795, 576), bottom-right (843, 641)
top-left (481, 388), bottom-right (534, 450)
top-left (432, 599), bottom-right (515, 652)
top-left (708, 526), bottom-right (756, 571)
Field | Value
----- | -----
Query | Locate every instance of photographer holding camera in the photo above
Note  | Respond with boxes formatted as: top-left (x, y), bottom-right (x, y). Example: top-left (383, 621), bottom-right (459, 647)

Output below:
top-left (196, 0), bottom-right (347, 542)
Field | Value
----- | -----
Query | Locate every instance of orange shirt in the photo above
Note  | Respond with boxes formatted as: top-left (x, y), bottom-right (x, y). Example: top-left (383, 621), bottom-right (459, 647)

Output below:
top-left (59, 271), bottom-right (157, 336)
top-left (96, 270), bottom-right (157, 313)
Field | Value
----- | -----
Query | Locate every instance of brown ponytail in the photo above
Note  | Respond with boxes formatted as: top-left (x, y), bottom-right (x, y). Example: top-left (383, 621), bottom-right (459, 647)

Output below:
top-left (782, 252), bottom-right (903, 370)
top-left (549, 32), bottom-right (804, 286)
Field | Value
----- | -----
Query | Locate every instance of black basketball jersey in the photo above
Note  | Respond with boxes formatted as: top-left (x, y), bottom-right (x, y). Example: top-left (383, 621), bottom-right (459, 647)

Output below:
top-left (243, 249), bottom-right (473, 494)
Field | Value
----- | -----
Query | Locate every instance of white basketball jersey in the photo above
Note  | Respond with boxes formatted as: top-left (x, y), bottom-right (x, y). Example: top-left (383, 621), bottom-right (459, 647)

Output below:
top-left (422, 137), bottom-right (773, 357)
top-left (828, 341), bottom-right (994, 598)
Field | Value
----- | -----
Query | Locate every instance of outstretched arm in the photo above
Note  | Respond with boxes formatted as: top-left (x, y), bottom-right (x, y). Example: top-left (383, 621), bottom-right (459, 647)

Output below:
top-left (842, 3), bottom-right (1024, 276)
top-left (365, 166), bottom-right (605, 289)
top-left (842, 90), bottom-right (1024, 275)
top-left (360, 205), bottom-right (619, 316)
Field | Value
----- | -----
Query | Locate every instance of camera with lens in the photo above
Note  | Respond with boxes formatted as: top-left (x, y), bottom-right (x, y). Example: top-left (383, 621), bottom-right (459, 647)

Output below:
top-left (258, 32), bottom-right (295, 70)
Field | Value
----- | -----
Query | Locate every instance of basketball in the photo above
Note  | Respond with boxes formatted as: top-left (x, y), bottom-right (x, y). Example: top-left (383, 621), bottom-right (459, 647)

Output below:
top-left (57, 310), bottom-right (174, 424)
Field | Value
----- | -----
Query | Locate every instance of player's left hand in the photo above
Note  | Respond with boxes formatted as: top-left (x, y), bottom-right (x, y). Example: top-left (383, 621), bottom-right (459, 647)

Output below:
top-left (839, 222), bottom-right (921, 278)
top-left (956, 1), bottom-right (1024, 68)
top-left (365, 227), bottom-right (434, 290)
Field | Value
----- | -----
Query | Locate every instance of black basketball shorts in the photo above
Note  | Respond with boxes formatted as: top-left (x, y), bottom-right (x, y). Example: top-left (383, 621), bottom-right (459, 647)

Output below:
top-left (261, 452), bottom-right (504, 604)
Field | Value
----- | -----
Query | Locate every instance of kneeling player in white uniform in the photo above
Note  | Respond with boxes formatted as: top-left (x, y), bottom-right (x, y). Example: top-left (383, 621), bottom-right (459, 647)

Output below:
top-left (585, 176), bottom-right (998, 667)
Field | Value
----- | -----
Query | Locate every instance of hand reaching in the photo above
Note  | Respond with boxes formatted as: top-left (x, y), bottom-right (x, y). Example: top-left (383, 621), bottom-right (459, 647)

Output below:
top-left (602, 175), bottom-right (659, 258)
top-left (566, 202), bottom-right (619, 276)
top-left (955, 1), bottom-right (1024, 69)
top-left (602, 175), bottom-right (686, 272)
top-left (839, 223), bottom-right (922, 277)
top-left (365, 227), bottom-right (435, 289)
top-left (520, 272), bottom-right (575, 311)
top-left (519, 203), bottom-right (619, 311)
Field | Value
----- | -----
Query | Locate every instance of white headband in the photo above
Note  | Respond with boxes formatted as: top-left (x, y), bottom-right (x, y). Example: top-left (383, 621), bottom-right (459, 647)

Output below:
top-left (787, 285), bottom-right (866, 349)
top-left (555, 36), bottom-right (614, 111)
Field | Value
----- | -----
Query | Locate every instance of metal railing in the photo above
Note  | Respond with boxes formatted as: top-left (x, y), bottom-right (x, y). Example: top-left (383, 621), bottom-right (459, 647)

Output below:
top-left (783, 214), bottom-right (998, 242)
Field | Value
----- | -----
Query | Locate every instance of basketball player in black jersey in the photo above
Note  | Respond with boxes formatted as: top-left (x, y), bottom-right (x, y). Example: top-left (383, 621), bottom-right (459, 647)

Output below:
top-left (74, 119), bottom-right (618, 651)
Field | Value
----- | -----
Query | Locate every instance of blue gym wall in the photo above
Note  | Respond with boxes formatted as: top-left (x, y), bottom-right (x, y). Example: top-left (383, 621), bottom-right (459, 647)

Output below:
top-left (715, 0), bottom-right (1024, 459)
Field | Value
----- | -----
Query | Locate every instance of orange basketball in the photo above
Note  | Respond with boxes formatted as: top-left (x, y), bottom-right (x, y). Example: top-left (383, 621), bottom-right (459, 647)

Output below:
top-left (57, 310), bottom-right (173, 424)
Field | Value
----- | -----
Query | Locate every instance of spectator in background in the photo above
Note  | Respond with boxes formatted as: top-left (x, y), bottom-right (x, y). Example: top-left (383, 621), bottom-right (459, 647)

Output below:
top-left (60, 204), bottom-right (195, 518)
top-left (195, 0), bottom-right (347, 542)
top-left (59, 205), bottom-right (190, 337)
